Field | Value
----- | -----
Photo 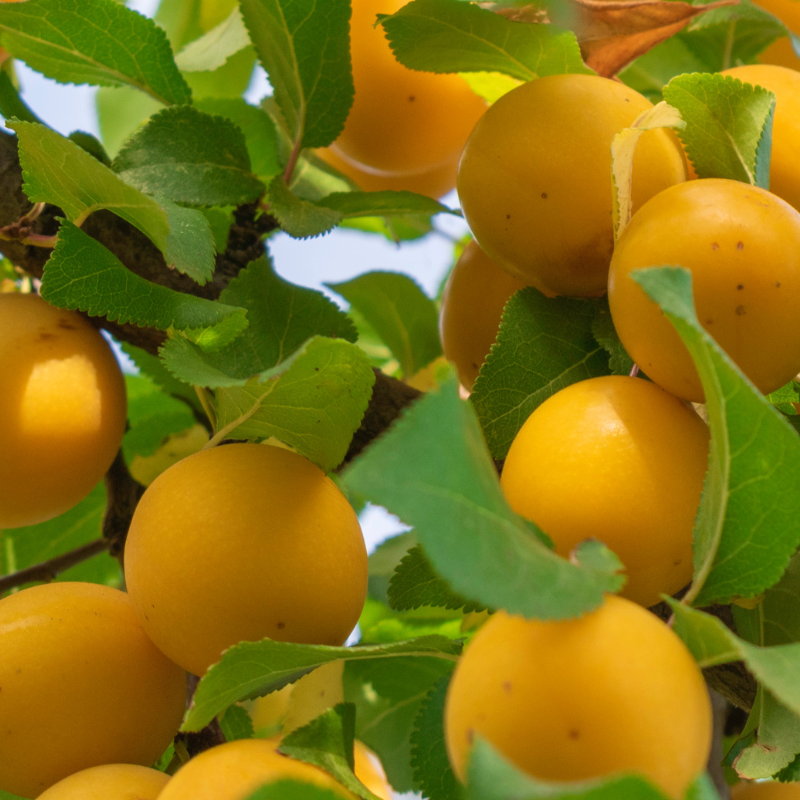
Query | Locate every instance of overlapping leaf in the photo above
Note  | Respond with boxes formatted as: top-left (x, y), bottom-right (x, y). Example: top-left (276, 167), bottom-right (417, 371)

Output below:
top-left (175, 6), bottom-right (251, 73)
top-left (0, 0), bottom-right (190, 105)
top-left (635, 268), bottom-right (800, 607)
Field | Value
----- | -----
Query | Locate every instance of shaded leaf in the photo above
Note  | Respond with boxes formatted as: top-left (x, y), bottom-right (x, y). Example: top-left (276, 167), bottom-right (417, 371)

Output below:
top-left (268, 176), bottom-right (342, 239)
top-left (318, 191), bottom-right (458, 221)
top-left (219, 704), bottom-right (255, 741)
top-left (368, 532), bottom-right (418, 605)
top-left (591, 299), bottom-right (634, 376)
top-left (175, 6), bottom-right (251, 72)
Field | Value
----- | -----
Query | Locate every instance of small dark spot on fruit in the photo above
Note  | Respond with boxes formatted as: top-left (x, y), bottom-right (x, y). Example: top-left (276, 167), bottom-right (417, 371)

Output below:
top-left (39, 332), bottom-right (55, 341)
top-left (408, 95), bottom-right (416, 102)
top-left (502, 681), bottom-right (512, 692)
top-left (57, 319), bottom-right (76, 330)
top-left (472, 361), bottom-right (479, 370)
top-left (320, 690), bottom-right (325, 697)
top-left (673, 559), bottom-right (682, 566)
top-left (506, 214), bottom-right (511, 220)
top-left (737, 241), bottom-right (744, 250)
top-left (737, 284), bottom-right (744, 290)
top-left (568, 729), bottom-right (580, 740)
top-left (777, 282), bottom-right (782, 288)
top-left (735, 305), bottom-right (746, 316)
top-left (711, 242), bottom-right (720, 251)
top-left (541, 192), bottom-right (548, 200)
top-left (466, 728), bottom-right (475, 744)
top-left (277, 622), bottom-right (286, 629)
top-left (705, 319), bottom-right (714, 325)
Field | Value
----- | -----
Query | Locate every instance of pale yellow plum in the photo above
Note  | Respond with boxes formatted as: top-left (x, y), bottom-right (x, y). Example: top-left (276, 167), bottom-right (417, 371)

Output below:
top-left (755, 0), bottom-right (800, 70)
top-left (500, 376), bottom-right (709, 608)
top-left (0, 583), bottom-right (186, 798)
top-left (439, 241), bottom-right (528, 390)
top-left (36, 764), bottom-right (170, 800)
top-left (0, 293), bottom-right (127, 528)
top-left (283, 660), bottom-right (346, 734)
top-left (732, 781), bottom-right (800, 799)
top-left (331, 0), bottom-right (486, 176)
top-left (608, 179), bottom-right (800, 401)
top-left (457, 74), bottom-right (687, 296)
top-left (157, 740), bottom-right (357, 800)
top-left (125, 443), bottom-right (368, 677)
top-left (722, 65), bottom-right (800, 213)
top-left (444, 596), bottom-right (712, 800)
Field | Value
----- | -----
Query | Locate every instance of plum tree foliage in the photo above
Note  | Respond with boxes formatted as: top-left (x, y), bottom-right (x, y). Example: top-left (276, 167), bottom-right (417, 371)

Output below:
top-left (2, 0), bottom-right (800, 799)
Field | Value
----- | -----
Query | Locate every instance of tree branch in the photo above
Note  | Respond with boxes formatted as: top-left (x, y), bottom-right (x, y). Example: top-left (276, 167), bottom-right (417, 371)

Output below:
top-left (103, 450), bottom-right (146, 564)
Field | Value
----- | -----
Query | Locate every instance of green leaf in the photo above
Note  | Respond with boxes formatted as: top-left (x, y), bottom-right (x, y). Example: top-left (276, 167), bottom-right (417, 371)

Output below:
top-left (123, 373), bottom-right (195, 460)
top-left (380, 0), bottom-right (590, 80)
top-left (328, 272), bottom-right (441, 378)
top-left (318, 191), bottom-right (458, 221)
top-left (160, 256), bottom-right (356, 386)
top-left (389, 546), bottom-right (486, 613)
top-left (269, 176), bottom-right (343, 238)
top-left (184, 635), bottom-right (461, 732)
top-left (280, 704), bottom-right (382, 800)
top-left (240, 0), bottom-right (354, 149)
top-left (633, 267), bottom-right (800, 607)
top-left (175, 6), bottom-right (251, 73)
top-left (113, 105), bottom-right (265, 207)
top-left (768, 382), bottom-right (799, 416)
top-left (219, 704), bottom-right (255, 741)
top-left (411, 676), bottom-right (464, 800)
top-left (344, 654), bottom-right (456, 793)
top-left (591, 299), bottom-right (634, 376)
top-left (68, 131), bottom-right (111, 166)
top-left (0, 483), bottom-right (120, 592)
top-left (662, 72), bottom-right (775, 188)
top-left (0, 70), bottom-right (45, 125)
top-left (0, 0), bottom-right (191, 105)
top-left (96, 85), bottom-right (163, 159)
top-left (470, 288), bottom-right (611, 460)
top-left (42, 222), bottom-right (248, 350)
top-left (466, 737), bottom-right (670, 800)
top-left (195, 98), bottom-right (281, 183)
top-left (243, 780), bottom-right (343, 800)
top-left (358, 597), bottom-right (464, 645)
top-left (368, 532), bottom-right (417, 606)
top-left (161, 199), bottom-right (217, 284)
top-left (341, 378), bottom-right (624, 621)
top-left (212, 337), bottom-right (374, 472)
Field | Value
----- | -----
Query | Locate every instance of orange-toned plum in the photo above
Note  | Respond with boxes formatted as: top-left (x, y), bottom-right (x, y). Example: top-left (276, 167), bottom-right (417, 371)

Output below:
top-left (36, 764), bottom-right (170, 800)
top-left (732, 781), bottom-right (800, 799)
top-left (0, 582), bottom-right (186, 798)
top-left (722, 65), bottom-right (800, 212)
top-left (444, 596), bottom-right (712, 799)
top-left (439, 241), bottom-right (527, 390)
top-left (125, 443), bottom-right (368, 677)
top-left (330, 0), bottom-right (486, 176)
top-left (500, 376), bottom-right (709, 607)
top-left (755, 0), bottom-right (800, 70)
top-left (608, 178), bottom-right (800, 402)
top-left (157, 739), bottom-right (356, 800)
top-left (457, 74), bottom-right (687, 297)
top-left (0, 293), bottom-right (127, 528)
top-left (318, 147), bottom-right (459, 199)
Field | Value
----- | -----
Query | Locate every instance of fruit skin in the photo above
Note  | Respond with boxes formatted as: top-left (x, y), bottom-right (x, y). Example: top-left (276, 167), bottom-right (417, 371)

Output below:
top-left (318, 146), bottom-right (459, 199)
top-left (721, 65), bottom-right (800, 212)
top-left (444, 596), bottom-right (712, 800)
top-left (732, 781), bottom-right (800, 799)
top-left (439, 241), bottom-right (527, 391)
top-left (35, 764), bottom-right (170, 800)
top-left (608, 178), bottom-right (800, 402)
top-left (330, 0), bottom-right (486, 176)
top-left (0, 582), bottom-right (186, 798)
top-left (457, 74), bottom-right (687, 297)
top-left (157, 739), bottom-right (356, 800)
top-left (0, 293), bottom-right (127, 528)
top-left (125, 443), bottom-right (368, 677)
top-left (501, 376), bottom-right (709, 608)
top-left (755, 0), bottom-right (800, 70)
top-left (352, 741), bottom-right (393, 800)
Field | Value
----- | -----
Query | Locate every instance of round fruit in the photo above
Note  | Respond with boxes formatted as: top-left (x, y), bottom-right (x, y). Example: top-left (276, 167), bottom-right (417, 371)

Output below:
top-left (722, 65), bottom-right (800, 212)
top-left (500, 376), bottom-right (709, 607)
top-left (124, 443), bottom-right (368, 677)
top-left (439, 241), bottom-right (528, 390)
top-left (0, 582), bottom-right (186, 798)
top-left (318, 146), bottom-right (459, 199)
top-left (444, 596), bottom-right (712, 799)
top-left (36, 765), bottom-right (170, 800)
top-left (353, 742), bottom-right (393, 800)
top-left (0, 293), bottom-right (127, 528)
top-left (608, 178), bottom-right (800, 401)
top-left (157, 739), bottom-right (356, 800)
top-left (755, 0), bottom-right (800, 70)
top-left (732, 781), bottom-right (800, 799)
top-left (457, 73), bottom-right (687, 297)
top-left (330, 0), bottom-right (486, 175)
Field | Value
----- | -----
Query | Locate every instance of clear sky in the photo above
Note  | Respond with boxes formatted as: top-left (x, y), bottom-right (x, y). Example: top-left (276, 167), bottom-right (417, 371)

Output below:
top-left (7, 0), bottom-right (467, 555)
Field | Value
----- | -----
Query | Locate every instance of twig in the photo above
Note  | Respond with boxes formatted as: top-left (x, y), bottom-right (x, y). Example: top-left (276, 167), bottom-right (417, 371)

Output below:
top-left (102, 450), bottom-right (146, 564)
top-left (0, 538), bottom-right (109, 595)
top-left (174, 673), bottom-right (228, 757)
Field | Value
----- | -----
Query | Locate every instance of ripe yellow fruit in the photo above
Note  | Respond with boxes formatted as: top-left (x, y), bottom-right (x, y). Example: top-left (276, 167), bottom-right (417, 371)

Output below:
top-left (0, 293), bottom-right (127, 528)
top-left (353, 741), bottom-right (393, 800)
top-left (721, 65), bottom-right (800, 212)
top-left (439, 241), bottom-right (528, 391)
top-left (608, 178), bottom-right (800, 402)
top-left (0, 583), bottom-right (186, 798)
top-left (318, 147), bottom-right (459, 199)
top-left (457, 74), bottom-right (687, 297)
top-left (444, 596), bottom-right (712, 799)
top-left (157, 739), bottom-right (356, 800)
top-left (36, 764), bottom-right (170, 800)
top-left (125, 443), bottom-right (368, 677)
top-left (501, 376), bottom-right (708, 608)
top-left (755, 0), bottom-right (800, 70)
top-left (732, 781), bottom-right (800, 799)
top-left (283, 660), bottom-right (345, 734)
top-left (331, 0), bottom-right (486, 176)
